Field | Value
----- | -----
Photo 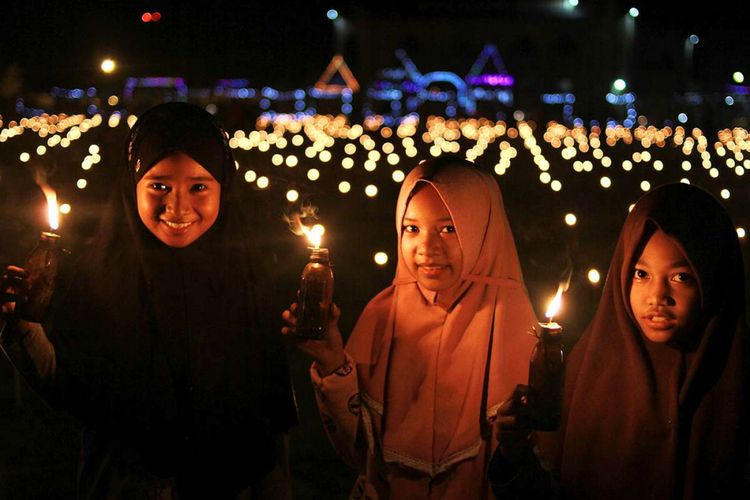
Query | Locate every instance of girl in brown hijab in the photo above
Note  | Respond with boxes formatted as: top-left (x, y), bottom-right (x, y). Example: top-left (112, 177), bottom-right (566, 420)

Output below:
top-left (283, 157), bottom-right (538, 498)
top-left (496, 182), bottom-right (749, 499)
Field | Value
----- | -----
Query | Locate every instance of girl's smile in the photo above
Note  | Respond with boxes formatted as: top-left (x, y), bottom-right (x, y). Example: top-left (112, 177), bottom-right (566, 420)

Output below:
top-left (136, 152), bottom-right (221, 247)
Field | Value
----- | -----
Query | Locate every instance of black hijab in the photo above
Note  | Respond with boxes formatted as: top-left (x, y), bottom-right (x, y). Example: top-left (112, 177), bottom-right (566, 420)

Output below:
top-left (50, 102), bottom-right (296, 495)
top-left (557, 183), bottom-right (749, 499)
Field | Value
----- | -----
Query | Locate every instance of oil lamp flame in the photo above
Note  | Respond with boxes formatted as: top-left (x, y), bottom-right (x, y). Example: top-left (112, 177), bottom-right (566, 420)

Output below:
top-left (545, 283), bottom-right (565, 321)
top-left (40, 184), bottom-right (59, 231)
top-left (303, 224), bottom-right (325, 248)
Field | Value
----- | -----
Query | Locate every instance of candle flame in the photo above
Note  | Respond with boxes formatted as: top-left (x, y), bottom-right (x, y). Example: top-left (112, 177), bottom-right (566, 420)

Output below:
top-left (545, 283), bottom-right (565, 320)
top-left (40, 184), bottom-right (59, 231)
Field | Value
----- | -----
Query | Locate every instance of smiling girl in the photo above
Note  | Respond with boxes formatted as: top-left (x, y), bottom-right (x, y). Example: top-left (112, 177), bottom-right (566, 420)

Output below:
top-left (283, 157), bottom-right (538, 498)
top-left (1, 103), bottom-right (296, 499)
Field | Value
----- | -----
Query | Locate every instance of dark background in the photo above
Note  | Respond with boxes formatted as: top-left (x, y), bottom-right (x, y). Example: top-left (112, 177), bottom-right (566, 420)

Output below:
top-left (1, 1), bottom-right (748, 498)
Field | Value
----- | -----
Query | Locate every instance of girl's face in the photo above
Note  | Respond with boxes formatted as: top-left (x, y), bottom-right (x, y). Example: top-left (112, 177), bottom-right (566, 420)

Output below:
top-left (401, 184), bottom-right (463, 295)
top-left (136, 152), bottom-right (221, 247)
top-left (629, 229), bottom-right (702, 344)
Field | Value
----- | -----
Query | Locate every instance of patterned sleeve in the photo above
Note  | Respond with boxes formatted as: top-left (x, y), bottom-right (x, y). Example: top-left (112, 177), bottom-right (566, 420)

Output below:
top-left (310, 351), bottom-right (366, 468)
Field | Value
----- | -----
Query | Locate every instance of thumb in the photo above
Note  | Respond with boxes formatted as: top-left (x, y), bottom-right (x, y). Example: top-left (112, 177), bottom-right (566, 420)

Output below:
top-left (330, 303), bottom-right (341, 321)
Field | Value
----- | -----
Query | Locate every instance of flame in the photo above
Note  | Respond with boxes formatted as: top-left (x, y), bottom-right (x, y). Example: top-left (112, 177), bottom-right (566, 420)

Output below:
top-left (40, 184), bottom-right (59, 231)
top-left (284, 203), bottom-right (325, 248)
top-left (545, 283), bottom-right (565, 320)
top-left (544, 264), bottom-right (573, 321)
top-left (303, 224), bottom-right (325, 248)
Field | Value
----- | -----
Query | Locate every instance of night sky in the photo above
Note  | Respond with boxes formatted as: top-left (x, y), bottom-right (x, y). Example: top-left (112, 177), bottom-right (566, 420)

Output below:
top-left (2, 1), bottom-right (746, 93)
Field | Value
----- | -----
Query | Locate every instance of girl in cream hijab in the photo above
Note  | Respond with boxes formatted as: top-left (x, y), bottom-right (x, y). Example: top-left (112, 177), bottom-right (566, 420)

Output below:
top-left (283, 157), bottom-right (538, 498)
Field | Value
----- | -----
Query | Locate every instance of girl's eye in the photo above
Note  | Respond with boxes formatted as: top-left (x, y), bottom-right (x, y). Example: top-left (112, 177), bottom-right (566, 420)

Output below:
top-left (402, 225), bottom-right (418, 234)
top-left (191, 183), bottom-right (207, 192)
top-left (633, 268), bottom-right (648, 280)
top-left (150, 183), bottom-right (168, 191)
top-left (672, 272), bottom-right (694, 284)
top-left (441, 225), bottom-right (456, 234)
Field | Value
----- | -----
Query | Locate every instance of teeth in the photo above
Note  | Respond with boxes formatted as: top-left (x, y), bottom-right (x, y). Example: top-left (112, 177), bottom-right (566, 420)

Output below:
top-left (163, 220), bottom-right (192, 229)
top-left (650, 316), bottom-right (667, 323)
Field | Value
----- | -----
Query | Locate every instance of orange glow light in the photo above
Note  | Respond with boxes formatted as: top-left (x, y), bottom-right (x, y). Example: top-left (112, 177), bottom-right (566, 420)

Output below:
top-left (545, 283), bottom-right (565, 320)
top-left (40, 184), bottom-right (59, 231)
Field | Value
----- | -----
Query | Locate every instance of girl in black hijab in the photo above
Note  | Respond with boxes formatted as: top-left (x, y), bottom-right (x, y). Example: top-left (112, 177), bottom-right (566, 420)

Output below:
top-left (1, 102), bottom-right (297, 499)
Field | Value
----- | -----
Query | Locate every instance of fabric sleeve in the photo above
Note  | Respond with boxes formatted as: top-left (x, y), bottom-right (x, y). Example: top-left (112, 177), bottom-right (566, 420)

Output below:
top-left (310, 351), bottom-right (366, 468)
top-left (0, 320), bottom-right (57, 397)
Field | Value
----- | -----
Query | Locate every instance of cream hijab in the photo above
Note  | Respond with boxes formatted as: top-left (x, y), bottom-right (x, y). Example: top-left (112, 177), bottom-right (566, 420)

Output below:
top-left (346, 158), bottom-right (538, 475)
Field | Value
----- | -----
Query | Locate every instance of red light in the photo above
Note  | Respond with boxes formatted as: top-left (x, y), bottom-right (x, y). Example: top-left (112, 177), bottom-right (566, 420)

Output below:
top-left (141, 12), bottom-right (152, 22)
top-left (151, 12), bottom-right (162, 22)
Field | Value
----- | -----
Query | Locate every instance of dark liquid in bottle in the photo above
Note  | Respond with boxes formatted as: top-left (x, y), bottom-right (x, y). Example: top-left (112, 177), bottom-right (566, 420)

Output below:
top-left (296, 248), bottom-right (334, 340)
top-left (18, 231), bottom-right (61, 322)
top-left (527, 323), bottom-right (565, 431)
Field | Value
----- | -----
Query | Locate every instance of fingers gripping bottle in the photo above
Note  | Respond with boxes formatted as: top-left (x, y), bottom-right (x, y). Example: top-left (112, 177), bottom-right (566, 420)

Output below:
top-left (296, 247), bottom-right (334, 339)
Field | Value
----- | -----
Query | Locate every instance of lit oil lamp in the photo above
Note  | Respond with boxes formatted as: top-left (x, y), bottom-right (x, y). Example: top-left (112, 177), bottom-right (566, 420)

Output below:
top-left (525, 282), bottom-right (567, 430)
top-left (17, 184), bottom-right (63, 322)
top-left (295, 224), bottom-right (334, 340)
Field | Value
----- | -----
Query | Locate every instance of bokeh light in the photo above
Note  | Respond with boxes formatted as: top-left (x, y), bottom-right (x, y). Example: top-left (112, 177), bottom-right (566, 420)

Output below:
top-left (587, 269), bottom-right (601, 284)
top-left (286, 189), bottom-right (299, 202)
top-left (100, 58), bottom-right (116, 74)
top-left (374, 252), bottom-right (388, 266)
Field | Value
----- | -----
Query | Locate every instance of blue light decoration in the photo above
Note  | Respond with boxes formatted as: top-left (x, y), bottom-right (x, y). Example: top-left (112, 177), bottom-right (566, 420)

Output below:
top-left (466, 44), bottom-right (511, 83)
top-left (419, 71), bottom-right (474, 115)
top-left (364, 44), bottom-right (517, 123)
top-left (727, 84), bottom-right (750, 96)
top-left (255, 87), bottom-right (309, 113)
top-left (605, 91), bottom-right (637, 127)
top-left (363, 49), bottom-right (421, 125)
top-left (541, 93), bottom-right (577, 124)
top-left (51, 86), bottom-right (97, 100)
top-left (15, 98), bottom-right (46, 117)
top-left (213, 79), bottom-right (256, 99)
top-left (123, 77), bottom-right (188, 101)
top-left (465, 44), bottom-right (514, 119)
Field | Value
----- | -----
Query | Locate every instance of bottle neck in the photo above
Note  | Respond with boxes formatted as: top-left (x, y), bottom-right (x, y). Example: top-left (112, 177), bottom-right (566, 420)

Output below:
top-left (309, 247), bottom-right (330, 263)
top-left (39, 231), bottom-right (61, 247)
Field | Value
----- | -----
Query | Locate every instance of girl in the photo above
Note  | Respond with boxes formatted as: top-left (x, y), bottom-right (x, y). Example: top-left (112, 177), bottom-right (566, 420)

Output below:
top-left (495, 182), bottom-right (749, 498)
top-left (1, 102), bottom-right (297, 499)
top-left (283, 157), bottom-right (538, 498)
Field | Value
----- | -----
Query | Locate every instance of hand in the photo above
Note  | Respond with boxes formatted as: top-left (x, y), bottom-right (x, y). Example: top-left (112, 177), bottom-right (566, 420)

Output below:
top-left (281, 299), bottom-right (346, 376)
top-left (1, 266), bottom-right (28, 318)
top-left (494, 385), bottom-right (533, 464)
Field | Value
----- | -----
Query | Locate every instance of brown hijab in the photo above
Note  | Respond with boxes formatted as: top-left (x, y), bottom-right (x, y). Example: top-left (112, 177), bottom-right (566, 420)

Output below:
top-left (558, 183), bottom-right (749, 499)
top-left (346, 158), bottom-right (538, 476)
